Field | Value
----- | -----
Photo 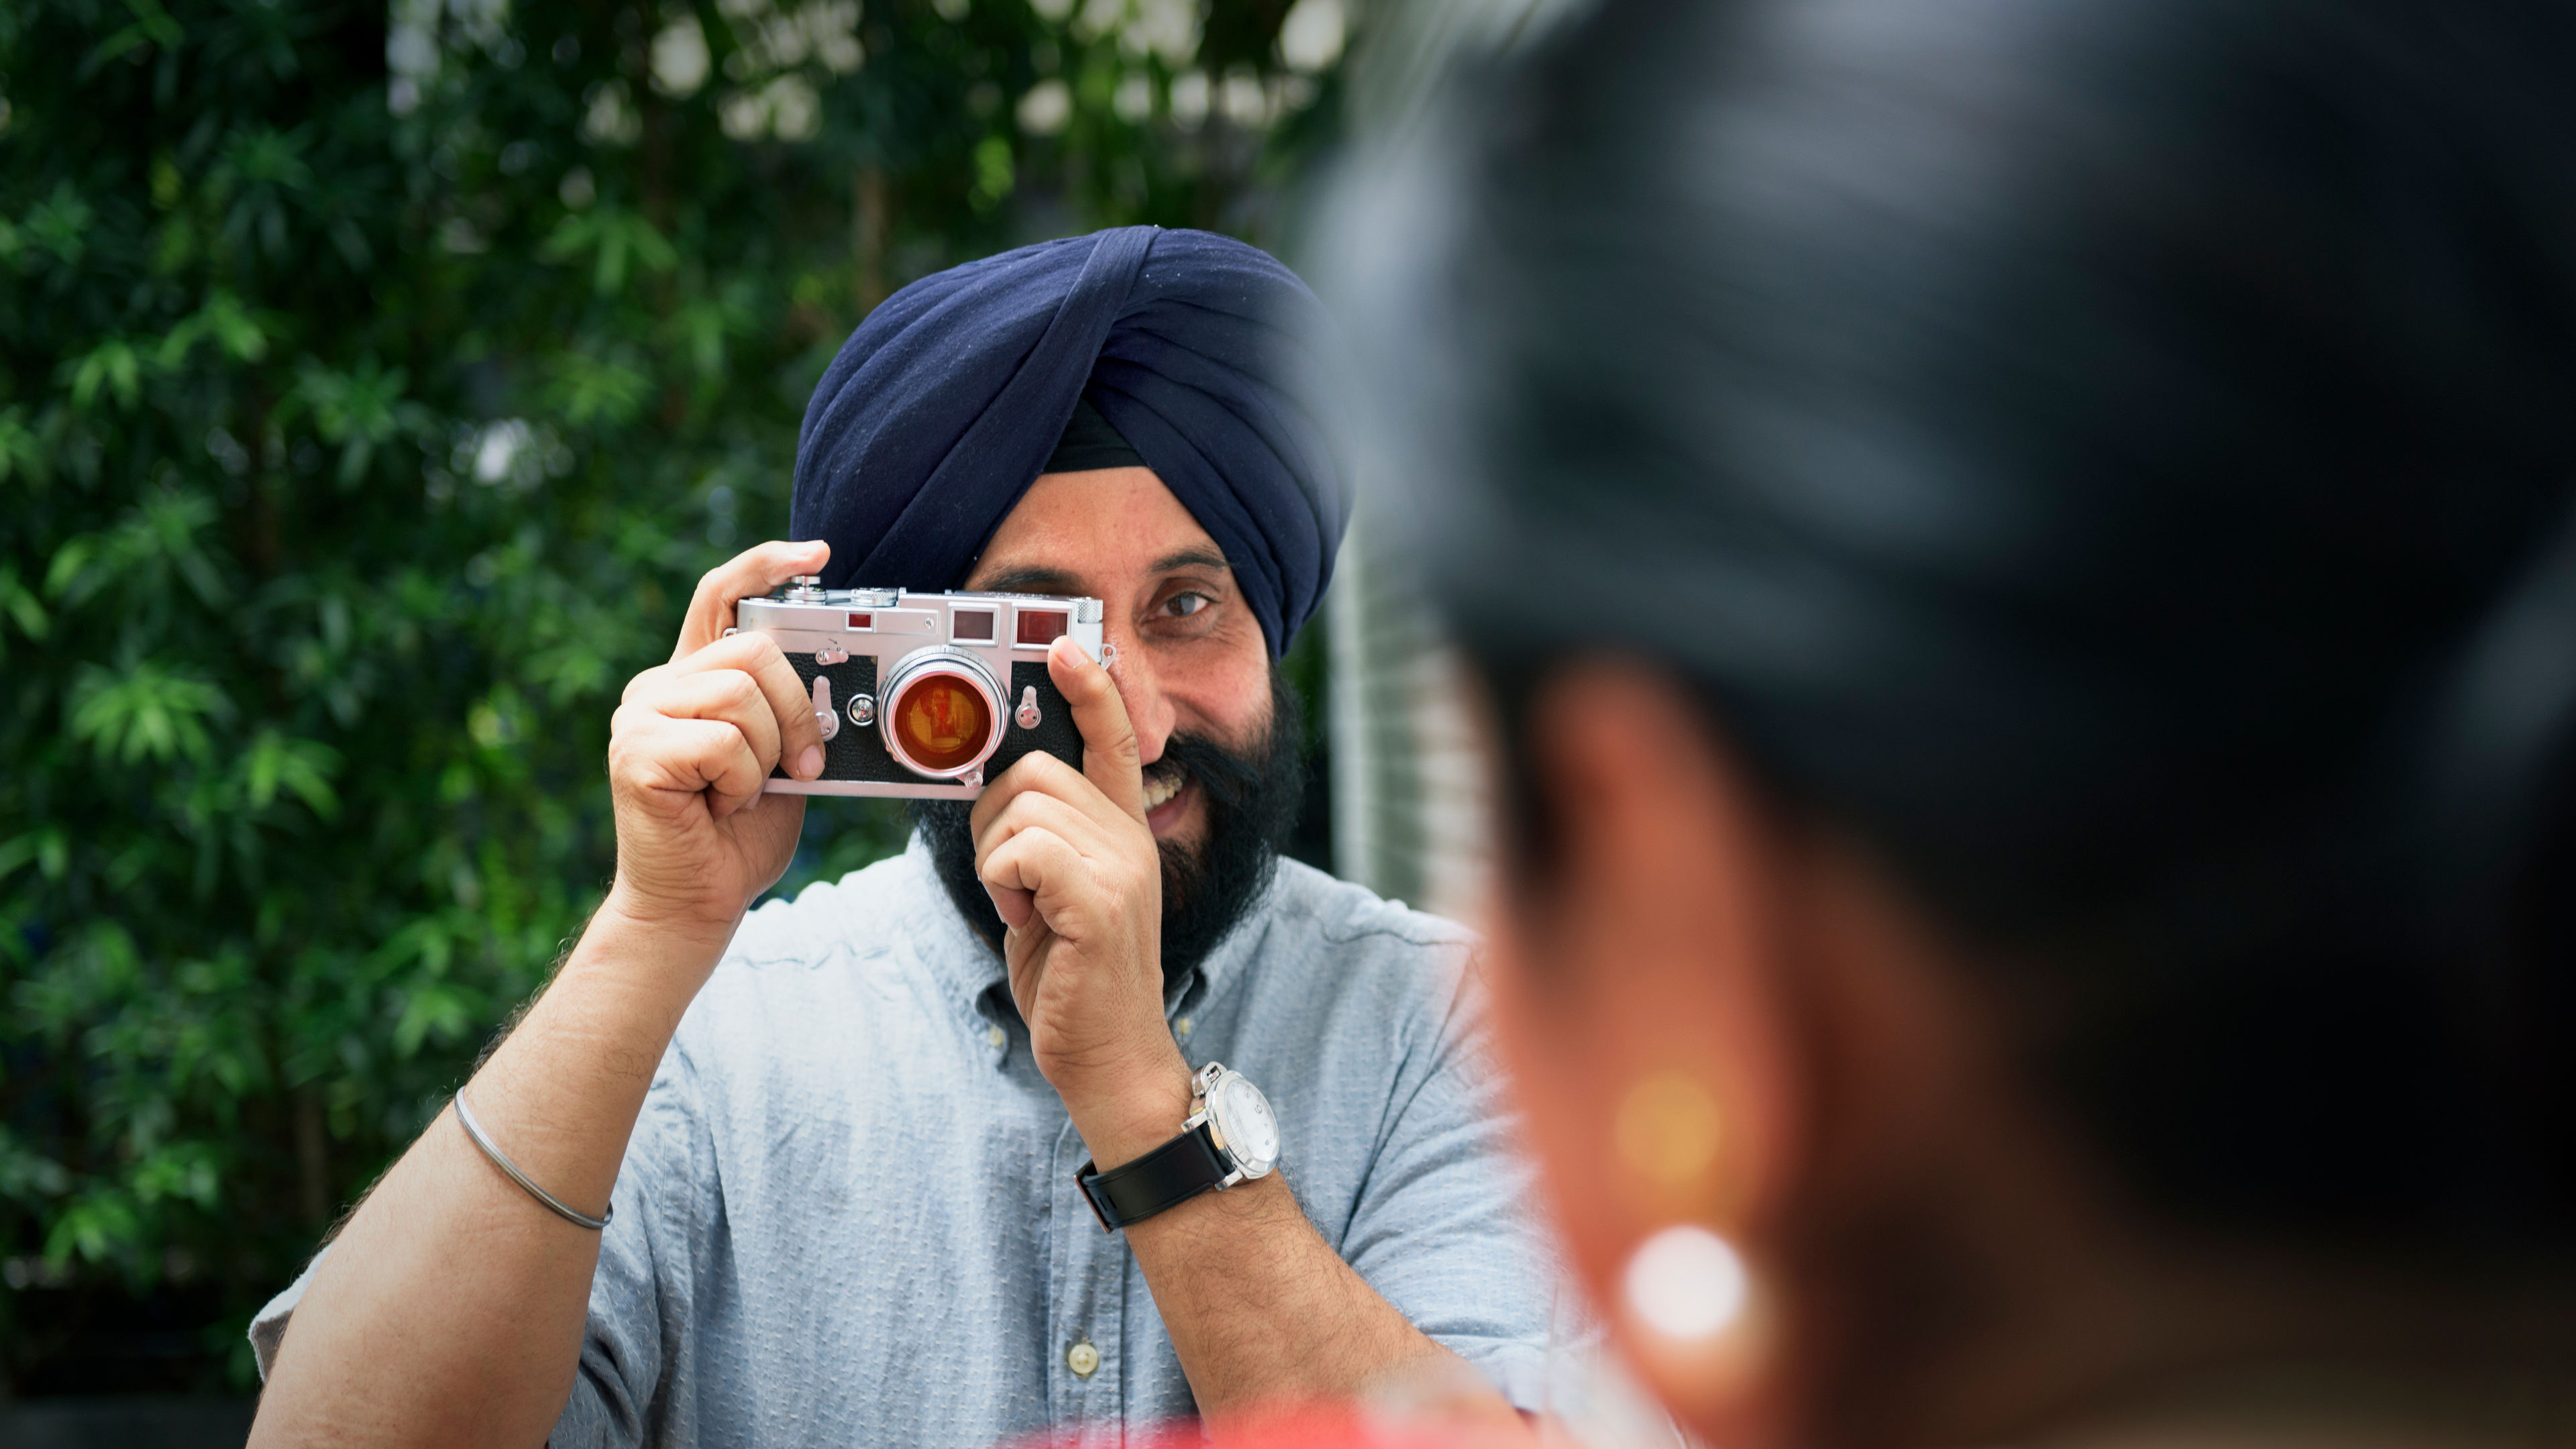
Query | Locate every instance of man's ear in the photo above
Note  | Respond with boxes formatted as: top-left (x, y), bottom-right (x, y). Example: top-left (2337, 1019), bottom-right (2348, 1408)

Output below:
top-left (1480, 659), bottom-right (1806, 1438)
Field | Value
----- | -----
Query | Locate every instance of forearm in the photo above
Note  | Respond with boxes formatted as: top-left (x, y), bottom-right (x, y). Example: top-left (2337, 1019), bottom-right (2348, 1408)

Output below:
top-left (1128, 1171), bottom-right (1486, 1421)
top-left (250, 896), bottom-right (731, 1449)
top-left (1070, 1061), bottom-right (1507, 1422)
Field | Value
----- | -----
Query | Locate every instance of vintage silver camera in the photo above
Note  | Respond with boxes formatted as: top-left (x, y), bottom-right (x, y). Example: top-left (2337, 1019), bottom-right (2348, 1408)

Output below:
top-left (735, 576), bottom-right (1106, 799)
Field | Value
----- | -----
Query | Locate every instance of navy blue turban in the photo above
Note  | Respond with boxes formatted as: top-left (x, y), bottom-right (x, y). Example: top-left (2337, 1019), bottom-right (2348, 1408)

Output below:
top-left (791, 226), bottom-right (1347, 657)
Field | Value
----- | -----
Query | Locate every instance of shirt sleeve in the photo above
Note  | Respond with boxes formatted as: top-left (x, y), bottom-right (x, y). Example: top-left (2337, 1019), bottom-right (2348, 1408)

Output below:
top-left (548, 1037), bottom-right (712, 1449)
top-left (248, 1246), bottom-right (327, 1381)
top-left (241, 1039), bottom-right (708, 1445)
top-left (1334, 947), bottom-right (1564, 1412)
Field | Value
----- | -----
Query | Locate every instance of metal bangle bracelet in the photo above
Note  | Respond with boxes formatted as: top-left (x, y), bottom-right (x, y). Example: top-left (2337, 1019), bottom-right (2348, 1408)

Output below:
top-left (453, 1090), bottom-right (613, 1231)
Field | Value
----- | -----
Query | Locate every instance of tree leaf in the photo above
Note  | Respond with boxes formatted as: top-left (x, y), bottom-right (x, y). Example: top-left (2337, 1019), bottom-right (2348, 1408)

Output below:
top-left (64, 338), bottom-right (144, 410)
top-left (45, 1189), bottom-right (142, 1269)
top-left (66, 661), bottom-right (233, 766)
top-left (239, 729), bottom-right (342, 818)
top-left (0, 566), bottom-right (49, 640)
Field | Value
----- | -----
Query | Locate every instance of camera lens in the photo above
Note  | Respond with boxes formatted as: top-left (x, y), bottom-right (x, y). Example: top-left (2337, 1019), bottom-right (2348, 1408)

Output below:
top-left (879, 646), bottom-right (1006, 780)
top-left (887, 675), bottom-right (993, 774)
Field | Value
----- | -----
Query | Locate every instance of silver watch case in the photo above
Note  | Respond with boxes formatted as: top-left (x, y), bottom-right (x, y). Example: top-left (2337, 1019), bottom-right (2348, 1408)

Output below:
top-left (1186, 1061), bottom-right (1280, 1185)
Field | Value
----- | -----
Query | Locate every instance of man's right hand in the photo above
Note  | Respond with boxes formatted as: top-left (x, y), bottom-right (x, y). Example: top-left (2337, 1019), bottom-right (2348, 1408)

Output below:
top-left (604, 539), bottom-right (833, 936)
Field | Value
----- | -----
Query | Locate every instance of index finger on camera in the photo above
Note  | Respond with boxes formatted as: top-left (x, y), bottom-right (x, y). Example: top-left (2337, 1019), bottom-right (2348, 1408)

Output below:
top-left (1046, 636), bottom-right (1146, 820)
top-left (672, 539), bottom-right (831, 661)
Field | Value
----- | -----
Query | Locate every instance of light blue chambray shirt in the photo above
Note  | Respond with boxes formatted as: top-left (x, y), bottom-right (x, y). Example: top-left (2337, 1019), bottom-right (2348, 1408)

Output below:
top-left (252, 839), bottom-right (1557, 1446)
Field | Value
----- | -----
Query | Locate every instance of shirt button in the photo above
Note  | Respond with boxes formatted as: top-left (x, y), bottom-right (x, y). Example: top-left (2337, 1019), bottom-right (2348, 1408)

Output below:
top-left (1067, 1340), bottom-right (1100, 1378)
top-left (985, 1025), bottom-right (1007, 1049)
top-left (1174, 1016), bottom-right (1193, 1039)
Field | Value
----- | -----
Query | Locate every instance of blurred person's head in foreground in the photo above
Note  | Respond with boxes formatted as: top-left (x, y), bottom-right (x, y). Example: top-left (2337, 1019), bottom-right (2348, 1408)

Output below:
top-left (1342, 0), bottom-right (2576, 1444)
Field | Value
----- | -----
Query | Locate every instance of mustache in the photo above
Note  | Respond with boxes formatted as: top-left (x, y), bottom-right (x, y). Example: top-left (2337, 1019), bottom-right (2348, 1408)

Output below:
top-left (1148, 728), bottom-right (1265, 812)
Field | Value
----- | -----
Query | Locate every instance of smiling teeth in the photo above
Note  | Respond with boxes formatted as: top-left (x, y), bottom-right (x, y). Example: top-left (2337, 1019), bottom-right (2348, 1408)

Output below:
top-left (1143, 772), bottom-right (1184, 810)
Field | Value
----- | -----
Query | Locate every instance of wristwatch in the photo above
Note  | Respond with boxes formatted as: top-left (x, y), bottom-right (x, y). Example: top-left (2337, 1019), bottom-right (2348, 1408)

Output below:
top-left (1075, 1061), bottom-right (1281, 1232)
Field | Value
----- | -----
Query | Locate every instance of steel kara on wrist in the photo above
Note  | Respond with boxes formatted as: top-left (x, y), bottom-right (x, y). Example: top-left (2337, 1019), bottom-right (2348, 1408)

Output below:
top-left (1075, 1061), bottom-right (1281, 1232)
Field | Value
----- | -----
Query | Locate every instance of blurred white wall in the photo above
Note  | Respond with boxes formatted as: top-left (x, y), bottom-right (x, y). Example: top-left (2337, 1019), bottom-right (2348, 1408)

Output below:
top-left (1326, 521), bottom-right (1496, 923)
top-left (1318, 0), bottom-right (1593, 924)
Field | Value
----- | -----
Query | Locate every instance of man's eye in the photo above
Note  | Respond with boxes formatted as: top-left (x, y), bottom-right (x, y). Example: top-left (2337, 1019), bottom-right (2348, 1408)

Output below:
top-left (1165, 592), bottom-right (1212, 618)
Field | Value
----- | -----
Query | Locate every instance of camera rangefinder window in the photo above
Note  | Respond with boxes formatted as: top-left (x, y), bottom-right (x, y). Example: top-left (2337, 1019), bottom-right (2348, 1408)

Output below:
top-left (1016, 608), bottom-right (1069, 646)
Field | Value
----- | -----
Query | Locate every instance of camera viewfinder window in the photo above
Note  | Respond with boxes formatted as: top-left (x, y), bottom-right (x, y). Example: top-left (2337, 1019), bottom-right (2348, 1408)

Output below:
top-left (1016, 609), bottom-right (1069, 646)
top-left (846, 612), bottom-right (873, 629)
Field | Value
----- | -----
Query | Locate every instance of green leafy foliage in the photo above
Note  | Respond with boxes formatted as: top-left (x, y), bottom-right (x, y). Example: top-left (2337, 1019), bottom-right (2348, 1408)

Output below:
top-left (0, 0), bottom-right (1342, 1392)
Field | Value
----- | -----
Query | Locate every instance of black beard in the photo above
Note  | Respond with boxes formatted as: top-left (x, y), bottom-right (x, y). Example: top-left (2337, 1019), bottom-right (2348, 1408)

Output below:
top-left (914, 666), bottom-right (1307, 991)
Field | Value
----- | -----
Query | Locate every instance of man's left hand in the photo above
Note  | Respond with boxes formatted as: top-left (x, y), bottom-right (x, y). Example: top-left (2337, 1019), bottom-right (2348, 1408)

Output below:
top-left (971, 636), bottom-right (1192, 1165)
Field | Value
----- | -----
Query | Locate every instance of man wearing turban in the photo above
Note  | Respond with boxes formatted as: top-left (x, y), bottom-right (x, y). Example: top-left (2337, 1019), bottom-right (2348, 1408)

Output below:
top-left (246, 228), bottom-right (1555, 1448)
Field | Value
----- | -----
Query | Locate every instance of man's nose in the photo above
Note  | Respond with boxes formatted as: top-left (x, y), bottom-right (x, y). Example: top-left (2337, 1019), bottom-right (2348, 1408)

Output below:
top-left (1108, 624), bottom-right (1176, 765)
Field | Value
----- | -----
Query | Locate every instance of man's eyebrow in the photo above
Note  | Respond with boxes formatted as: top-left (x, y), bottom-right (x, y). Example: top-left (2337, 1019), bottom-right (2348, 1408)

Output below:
top-left (1150, 547), bottom-right (1231, 575)
top-left (971, 549), bottom-right (1230, 596)
top-left (975, 564), bottom-right (1085, 595)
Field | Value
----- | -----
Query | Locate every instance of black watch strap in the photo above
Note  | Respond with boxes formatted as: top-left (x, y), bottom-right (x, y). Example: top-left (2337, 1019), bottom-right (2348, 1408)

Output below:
top-left (1075, 1121), bottom-right (1230, 1232)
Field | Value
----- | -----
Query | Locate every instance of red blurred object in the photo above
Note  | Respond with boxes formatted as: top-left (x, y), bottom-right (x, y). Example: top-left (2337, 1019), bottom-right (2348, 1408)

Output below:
top-left (1007, 1407), bottom-right (1535, 1449)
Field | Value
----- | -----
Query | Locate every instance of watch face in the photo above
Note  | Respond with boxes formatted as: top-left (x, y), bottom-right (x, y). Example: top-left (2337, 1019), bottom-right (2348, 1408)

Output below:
top-left (1211, 1073), bottom-right (1280, 1177)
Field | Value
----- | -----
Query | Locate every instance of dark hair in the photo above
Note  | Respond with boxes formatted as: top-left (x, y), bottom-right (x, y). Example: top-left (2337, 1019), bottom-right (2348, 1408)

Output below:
top-left (1354, 0), bottom-right (2576, 1255)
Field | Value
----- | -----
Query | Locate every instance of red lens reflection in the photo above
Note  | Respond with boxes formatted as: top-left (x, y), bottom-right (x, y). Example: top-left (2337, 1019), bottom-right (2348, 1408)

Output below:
top-left (891, 673), bottom-right (993, 773)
